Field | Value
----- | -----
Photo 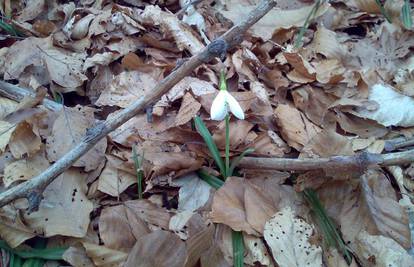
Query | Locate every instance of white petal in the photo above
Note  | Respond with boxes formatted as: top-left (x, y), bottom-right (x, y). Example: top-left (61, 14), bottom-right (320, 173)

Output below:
top-left (225, 91), bottom-right (245, 120)
top-left (210, 90), bottom-right (228, 121)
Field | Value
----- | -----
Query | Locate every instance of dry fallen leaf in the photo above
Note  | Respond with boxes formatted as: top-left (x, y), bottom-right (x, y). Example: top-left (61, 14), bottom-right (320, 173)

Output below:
top-left (99, 204), bottom-right (150, 252)
top-left (264, 207), bottom-right (323, 267)
top-left (356, 231), bottom-right (414, 267)
top-left (46, 106), bottom-right (106, 171)
top-left (173, 173), bottom-right (212, 212)
top-left (23, 168), bottom-right (93, 238)
top-left (83, 242), bottom-right (128, 267)
top-left (3, 151), bottom-right (49, 187)
top-left (124, 230), bottom-right (187, 267)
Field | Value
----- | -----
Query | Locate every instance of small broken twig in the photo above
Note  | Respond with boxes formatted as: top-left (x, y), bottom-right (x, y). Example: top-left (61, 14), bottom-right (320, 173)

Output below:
top-left (0, 80), bottom-right (61, 112)
top-left (238, 150), bottom-right (414, 171)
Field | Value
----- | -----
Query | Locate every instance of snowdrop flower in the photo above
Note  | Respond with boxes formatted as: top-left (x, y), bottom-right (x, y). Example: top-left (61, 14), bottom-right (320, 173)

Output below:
top-left (210, 72), bottom-right (245, 121)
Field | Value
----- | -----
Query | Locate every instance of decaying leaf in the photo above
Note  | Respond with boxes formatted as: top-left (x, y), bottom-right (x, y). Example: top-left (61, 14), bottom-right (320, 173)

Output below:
top-left (46, 106), bottom-right (106, 171)
top-left (0, 205), bottom-right (36, 248)
top-left (124, 230), bottom-right (187, 267)
top-left (264, 207), bottom-right (323, 267)
top-left (83, 242), bottom-right (128, 267)
top-left (8, 121), bottom-right (42, 159)
top-left (23, 168), bottom-right (93, 238)
top-left (173, 173), bottom-right (212, 212)
top-left (99, 204), bottom-right (150, 252)
top-left (98, 155), bottom-right (135, 197)
top-left (357, 83), bottom-right (414, 127)
top-left (356, 231), bottom-right (414, 267)
top-left (3, 151), bottom-right (49, 187)
top-left (274, 104), bottom-right (321, 151)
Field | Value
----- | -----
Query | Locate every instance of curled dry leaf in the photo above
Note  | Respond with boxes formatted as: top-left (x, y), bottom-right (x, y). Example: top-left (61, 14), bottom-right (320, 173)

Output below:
top-left (141, 5), bottom-right (205, 55)
top-left (8, 121), bottom-right (42, 159)
top-left (23, 168), bottom-right (93, 238)
top-left (357, 83), bottom-right (414, 127)
top-left (361, 170), bottom-right (411, 248)
top-left (143, 151), bottom-right (203, 180)
top-left (217, 1), bottom-right (329, 41)
top-left (83, 242), bottom-right (128, 267)
top-left (15, 0), bottom-right (45, 22)
top-left (99, 204), bottom-right (150, 252)
top-left (46, 106), bottom-right (106, 171)
top-left (155, 76), bottom-right (216, 116)
top-left (301, 129), bottom-right (354, 158)
top-left (124, 230), bottom-right (187, 267)
top-left (356, 231), bottom-right (414, 267)
top-left (264, 207), bottom-right (323, 267)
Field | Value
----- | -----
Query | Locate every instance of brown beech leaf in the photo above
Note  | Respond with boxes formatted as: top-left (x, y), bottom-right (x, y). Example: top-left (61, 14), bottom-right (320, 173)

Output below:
top-left (124, 200), bottom-right (172, 230)
top-left (356, 231), bottom-right (414, 267)
top-left (143, 151), bottom-right (203, 180)
top-left (361, 170), bottom-right (411, 248)
top-left (0, 121), bottom-right (16, 152)
top-left (82, 242), bottom-right (128, 267)
top-left (8, 121), bottom-right (42, 159)
top-left (155, 77), bottom-right (216, 116)
top-left (301, 129), bottom-right (354, 158)
top-left (213, 119), bottom-right (254, 149)
top-left (216, 1), bottom-right (329, 41)
top-left (274, 104), bottom-right (321, 151)
top-left (264, 207), bottom-right (323, 267)
top-left (23, 168), bottom-right (93, 238)
top-left (124, 230), bottom-right (187, 267)
top-left (99, 205), bottom-right (150, 252)
top-left (46, 106), bottom-right (106, 171)
top-left (175, 92), bottom-right (201, 127)
top-left (173, 173), bottom-right (212, 212)
top-left (284, 52), bottom-right (316, 83)
top-left (292, 85), bottom-right (336, 126)
top-left (0, 205), bottom-right (36, 248)
top-left (210, 177), bottom-right (277, 235)
top-left (3, 151), bottom-right (49, 187)
top-left (63, 246), bottom-right (95, 267)
top-left (98, 155), bottom-right (136, 197)
top-left (95, 71), bottom-right (157, 108)
top-left (141, 5), bottom-right (204, 54)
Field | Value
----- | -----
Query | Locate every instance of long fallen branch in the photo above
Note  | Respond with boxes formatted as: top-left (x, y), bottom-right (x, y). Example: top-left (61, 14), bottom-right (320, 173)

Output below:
top-left (239, 149), bottom-right (414, 170)
top-left (0, 0), bottom-right (277, 209)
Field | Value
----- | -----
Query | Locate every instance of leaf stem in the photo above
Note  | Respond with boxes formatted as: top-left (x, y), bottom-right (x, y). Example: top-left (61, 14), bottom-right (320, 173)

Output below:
top-left (225, 114), bottom-right (230, 178)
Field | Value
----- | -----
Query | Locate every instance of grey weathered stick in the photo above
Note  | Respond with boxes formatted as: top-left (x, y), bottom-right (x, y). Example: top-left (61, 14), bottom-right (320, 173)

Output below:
top-left (0, 0), bottom-right (277, 209)
top-left (0, 80), bottom-right (61, 111)
top-left (238, 150), bottom-right (414, 170)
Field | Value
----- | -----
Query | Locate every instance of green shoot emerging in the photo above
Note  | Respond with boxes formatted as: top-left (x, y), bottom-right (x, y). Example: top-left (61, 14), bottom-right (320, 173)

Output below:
top-left (132, 146), bottom-right (144, 199)
top-left (303, 189), bottom-right (353, 264)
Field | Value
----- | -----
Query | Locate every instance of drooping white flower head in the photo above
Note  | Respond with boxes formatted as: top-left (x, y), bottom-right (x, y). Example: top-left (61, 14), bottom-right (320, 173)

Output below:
top-left (210, 71), bottom-right (244, 121)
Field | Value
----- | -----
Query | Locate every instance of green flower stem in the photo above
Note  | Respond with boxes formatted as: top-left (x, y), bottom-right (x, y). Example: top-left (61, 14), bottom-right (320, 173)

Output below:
top-left (225, 114), bottom-right (230, 178)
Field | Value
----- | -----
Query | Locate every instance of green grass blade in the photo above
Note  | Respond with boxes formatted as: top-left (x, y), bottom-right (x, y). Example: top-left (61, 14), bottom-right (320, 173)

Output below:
top-left (132, 146), bottom-right (144, 199)
top-left (0, 20), bottom-right (18, 36)
top-left (294, 0), bottom-right (321, 48)
top-left (229, 148), bottom-right (254, 177)
top-left (197, 170), bottom-right (224, 189)
top-left (10, 253), bottom-right (24, 267)
top-left (402, 0), bottom-right (412, 29)
top-left (303, 189), bottom-right (352, 264)
top-left (375, 0), bottom-right (392, 23)
top-left (22, 258), bottom-right (44, 267)
top-left (194, 116), bottom-right (226, 177)
top-left (232, 231), bottom-right (244, 267)
top-left (225, 114), bottom-right (230, 177)
top-left (0, 240), bottom-right (66, 260)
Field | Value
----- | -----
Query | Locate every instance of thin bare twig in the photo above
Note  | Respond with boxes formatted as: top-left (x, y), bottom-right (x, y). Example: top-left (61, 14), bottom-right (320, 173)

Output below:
top-left (0, 0), bottom-right (278, 210)
top-left (238, 150), bottom-right (414, 171)
top-left (0, 80), bottom-right (61, 112)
